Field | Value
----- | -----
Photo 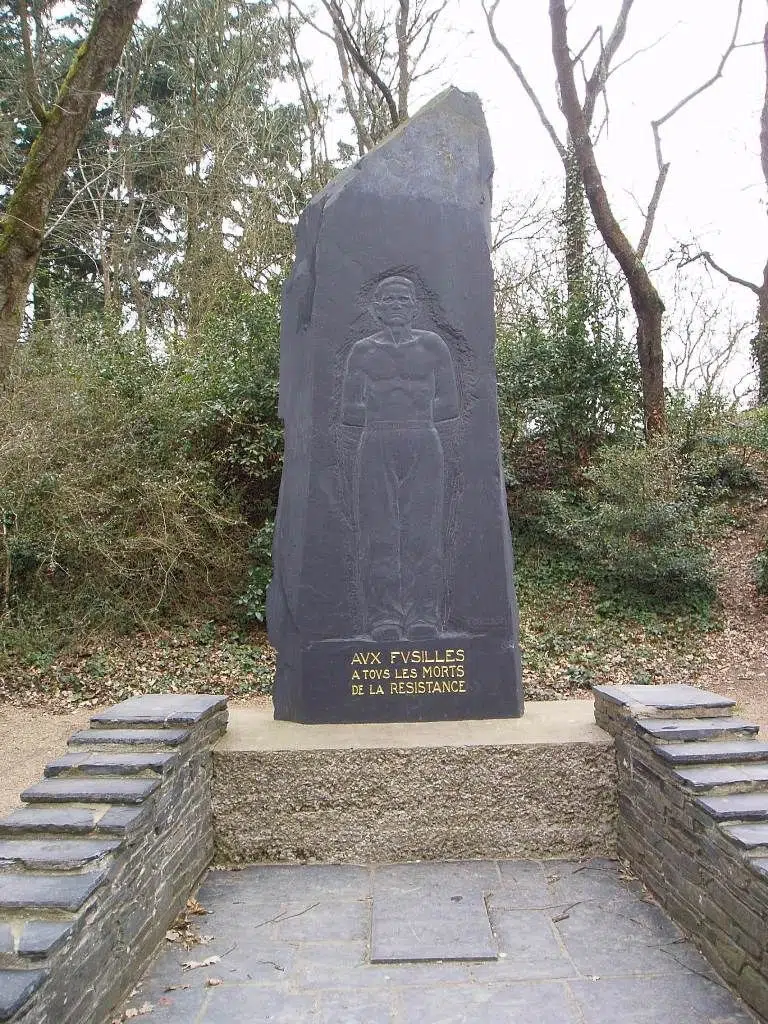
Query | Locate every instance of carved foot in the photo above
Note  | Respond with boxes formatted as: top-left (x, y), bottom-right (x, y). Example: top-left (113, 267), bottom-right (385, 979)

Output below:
top-left (371, 622), bottom-right (401, 642)
top-left (408, 621), bottom-right (438, 640)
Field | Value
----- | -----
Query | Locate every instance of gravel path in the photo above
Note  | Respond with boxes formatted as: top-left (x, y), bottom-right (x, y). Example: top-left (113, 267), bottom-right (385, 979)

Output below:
top-left (0, 705), bottom-right (101, 817)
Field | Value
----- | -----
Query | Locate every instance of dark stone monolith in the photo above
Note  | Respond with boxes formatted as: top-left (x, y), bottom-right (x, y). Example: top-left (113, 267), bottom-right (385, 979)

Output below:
top-left (268, 87), bottom-right (524, 723)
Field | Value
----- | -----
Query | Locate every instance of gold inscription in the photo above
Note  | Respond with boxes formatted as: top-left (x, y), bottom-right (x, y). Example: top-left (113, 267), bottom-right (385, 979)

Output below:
top-left (349, 648), bottom-right (468, 697)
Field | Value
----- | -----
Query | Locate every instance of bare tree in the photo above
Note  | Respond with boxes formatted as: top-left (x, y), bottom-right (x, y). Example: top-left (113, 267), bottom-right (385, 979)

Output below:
top-left (294, 0), bottom-right (447, 156)
top-left (0, 0), bottom-right (142, 383)
top-left (484, 0), bottom-right (743, 434)
top-left (664, 274), bottom-right (751, 400)
top-left (548, 0), bottom-right (744, 435)
top-left (679, 18), bottom-right (768, 403)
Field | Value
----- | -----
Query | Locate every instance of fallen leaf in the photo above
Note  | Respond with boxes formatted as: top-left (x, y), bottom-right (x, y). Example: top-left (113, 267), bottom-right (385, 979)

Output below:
top-left (181, 955), bottom-right (221, 971)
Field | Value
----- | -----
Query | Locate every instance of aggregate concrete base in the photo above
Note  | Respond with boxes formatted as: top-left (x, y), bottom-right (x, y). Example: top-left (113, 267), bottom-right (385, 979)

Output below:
top-left (212, 700), bottom-right (617, 864)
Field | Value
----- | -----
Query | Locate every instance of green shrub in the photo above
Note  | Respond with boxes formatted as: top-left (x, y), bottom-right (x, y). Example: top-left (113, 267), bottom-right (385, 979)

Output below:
top-left (509, 438), bottom-right (717, 612)
top-left (237, 518), bottom-right (275, 623)
top-left (0, 291), bottom-right (284, 662)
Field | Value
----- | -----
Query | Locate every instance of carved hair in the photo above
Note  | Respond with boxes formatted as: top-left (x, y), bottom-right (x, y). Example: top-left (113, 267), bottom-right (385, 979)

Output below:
top-left (373, 276), bottom-right (416, 301)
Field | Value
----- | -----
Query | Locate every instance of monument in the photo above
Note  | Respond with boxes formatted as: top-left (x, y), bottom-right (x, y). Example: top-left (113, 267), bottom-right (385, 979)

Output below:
top-left (267, 88), bottom-right (524, 723)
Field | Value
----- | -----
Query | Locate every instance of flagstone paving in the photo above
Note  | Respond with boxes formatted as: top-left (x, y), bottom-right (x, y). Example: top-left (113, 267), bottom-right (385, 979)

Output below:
top-left (119, 858), bottom-right (758, 1023)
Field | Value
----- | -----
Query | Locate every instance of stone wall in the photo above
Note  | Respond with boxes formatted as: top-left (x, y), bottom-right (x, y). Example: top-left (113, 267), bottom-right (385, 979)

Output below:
top-left (594, 683), bottom-right (768, 1022)
top-left (0, 695), bottom-right (227, 1024)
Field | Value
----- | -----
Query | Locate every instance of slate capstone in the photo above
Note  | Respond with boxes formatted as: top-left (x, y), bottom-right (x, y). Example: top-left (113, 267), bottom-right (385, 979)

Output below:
top-left (44, 750), bottom-right (178, 777)
top-left (696, 793), bottom-right (768, 821)
top-left (0, 839), bottom-right (120, 871)
top-left (593, 684), bottom-right (735, 711)
top-left (268, 88), bottom-right (523, 724)
top-left (0, 805), bottom-right (148, 836)
top-left (0, 871), bottom-right (106, 911)
top-left (18, 921), bottom-right (74, 959)
top-left (636, 717), bottom-right (758, 742)
top-left (90, 694), bottom-right (226, 727)
top-left (655, 740), bottom-right (768, 765)
top-left (21, 777), bottom-right (159, 805)
top-left (0, 970), bottom-right (46, 1021)
top-left (67, 727), bottom-right (190, 747)
top-left (672, 763), bottom-right (768, 789)
top-left (721, 822), bottom-right (768, 849)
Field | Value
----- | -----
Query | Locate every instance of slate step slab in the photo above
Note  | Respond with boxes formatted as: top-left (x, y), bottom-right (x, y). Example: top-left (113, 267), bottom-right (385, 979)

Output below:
top-left (0, 969), bottom-right (46, 1022)
top-left (655, 740), bottom-right (768, 765)
top-left (0, 838), bottom-right (120, 871)
top-left (637, 717), bottom-right (759, 743)
top-left (672, 763), bottom-right (768, 791)
top-left (67, 728), bottom-right (190, 749)
top-left (0, 805), bottom-right (148, 838)
top-left (90, 694), bottom-right (226, 728)
top-left (44, 751), bottom-right (177, 778)
top-left (695, 793), bottom-right (768, 821)
top-left (720, 822), bottom-right (768, 851)
top-left (0, 871), bottom-right (106, 911)
top-left (17, 921), bottom-right (74, 960)
top-left (594, 684), bottom-right (736, 714)
top-left (21, 777), bottom-right (159, 805)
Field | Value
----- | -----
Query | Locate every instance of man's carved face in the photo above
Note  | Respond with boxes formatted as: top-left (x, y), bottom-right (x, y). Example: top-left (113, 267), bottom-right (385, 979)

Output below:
top-left (373, 281), bottom-right (416, 328)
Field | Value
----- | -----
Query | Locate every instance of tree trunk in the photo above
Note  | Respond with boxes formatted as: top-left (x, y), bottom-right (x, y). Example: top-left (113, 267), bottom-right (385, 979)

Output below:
top-left (756, 259), bottom-right (768, 403)
top-left (550, 0), bottom-right (666, 434)
top-left (563, 146), bottom-right (586, 328)
top-left (0, 0), bottom-right (141, 383)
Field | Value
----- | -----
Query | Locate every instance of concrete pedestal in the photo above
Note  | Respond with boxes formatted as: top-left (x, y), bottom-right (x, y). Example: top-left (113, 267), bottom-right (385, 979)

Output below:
top-left (212, 700), bottom-right (616, 864)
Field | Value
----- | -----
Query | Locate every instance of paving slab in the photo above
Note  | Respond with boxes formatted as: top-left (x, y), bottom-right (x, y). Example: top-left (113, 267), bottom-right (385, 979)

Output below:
top-left (371, 889), bottom-right (496, 962)
top-left (115, 859), bottom-right (758, 1024)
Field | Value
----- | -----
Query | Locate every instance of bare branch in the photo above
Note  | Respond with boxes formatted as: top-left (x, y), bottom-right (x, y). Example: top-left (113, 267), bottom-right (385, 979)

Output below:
top-left (680, 250), bottom-right (760, 295)
top-left (396, 0), bottom-right (409, 120)
top-left (17, 0), bottom-right (48, 123)
top-left (638, 0), bottom-right (744, 255)
top-left (654, 0), bottom-right (743, 134)
top-left (636, 163), bottom-right (668, 259)
top-left (482, 0), bottom-right (566, 162)
top-left (322, 0), bottom-right (400, 129)
top-left (582, 0), bottom-right (634, 130)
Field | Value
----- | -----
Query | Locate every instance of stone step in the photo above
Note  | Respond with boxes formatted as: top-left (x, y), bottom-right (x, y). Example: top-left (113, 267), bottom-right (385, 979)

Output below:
top-left (0, 871), bottom-right (106, 912)
top-left (637, 717), bottom-right (758, 744)
top-left (695, 793), bottom-right (768, 821)
top-left (0, 969), bottom-right (46, 1021)
top-left (0, 805), bottom-right (148, 839)
top-left (21, 777), bottom-right (160, 806)
top-left (654, 740), bottom-right (768, 765)
top-left (720, 822), bottom-right (768, 852)
top-left (67, 727), bottom-right (190, 749)
top-left (43, 751), bottom-right (177, 779)
top-left (90, 694), bottom-right (226, 728)
top-left (595, 684), bottom-right (736, 719)
top-left (672, 763), bottom-right (768, 791)
top-left (0, 920), bottom-right (74, 969)
top-left (0, 839), bottom-right (120, 872)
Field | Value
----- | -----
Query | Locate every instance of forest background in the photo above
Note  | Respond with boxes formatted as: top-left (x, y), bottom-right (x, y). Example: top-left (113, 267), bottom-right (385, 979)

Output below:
top-left (2, 0), bottom-right (768, 709)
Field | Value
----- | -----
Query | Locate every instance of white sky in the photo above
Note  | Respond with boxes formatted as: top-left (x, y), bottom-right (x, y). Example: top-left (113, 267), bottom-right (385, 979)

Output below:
top-left (283, 0), bottom-right (767, 396)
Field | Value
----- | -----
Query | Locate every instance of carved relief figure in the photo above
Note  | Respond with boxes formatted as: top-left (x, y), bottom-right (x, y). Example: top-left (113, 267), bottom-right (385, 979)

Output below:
top-left (342, 276), bottom-right (459, 641)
